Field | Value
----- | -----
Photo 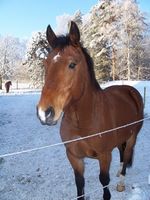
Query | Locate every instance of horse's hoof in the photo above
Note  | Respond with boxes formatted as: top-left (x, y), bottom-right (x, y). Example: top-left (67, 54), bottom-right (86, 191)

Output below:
top-left (116, 184), bottom-right (125, 192)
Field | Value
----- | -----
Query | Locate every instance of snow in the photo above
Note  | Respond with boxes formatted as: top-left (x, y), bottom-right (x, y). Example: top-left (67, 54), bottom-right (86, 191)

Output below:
top-left (127, 184), bottom-right (148, 200)
top-left (0, 81), bottom-right (150, 200)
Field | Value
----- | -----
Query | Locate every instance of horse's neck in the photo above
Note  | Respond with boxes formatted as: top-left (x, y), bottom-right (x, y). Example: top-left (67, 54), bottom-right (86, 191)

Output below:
top-left (65, 84), bottom-right (101, 131)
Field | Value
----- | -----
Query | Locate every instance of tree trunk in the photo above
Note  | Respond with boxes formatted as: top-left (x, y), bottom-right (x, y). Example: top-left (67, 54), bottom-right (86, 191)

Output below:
top-left (112, 47), bottom-right (116, 80)
top-left (127, 37), bottom-right (130, 81)
top-left (137, 66), bottom-right (141, 80)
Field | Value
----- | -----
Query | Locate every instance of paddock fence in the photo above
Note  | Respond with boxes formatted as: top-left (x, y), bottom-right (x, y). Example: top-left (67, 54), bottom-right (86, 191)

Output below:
top-left (0, 116), bottom-right (150, 199)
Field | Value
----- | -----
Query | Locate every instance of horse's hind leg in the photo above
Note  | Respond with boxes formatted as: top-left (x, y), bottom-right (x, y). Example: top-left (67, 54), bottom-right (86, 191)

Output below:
top-left (99, 152), bottom-right (111, 200)
top-left (66, 150), bottom-right (85, 200)
top-left (117, 134), bottom-right (137, 192)
top-left (117, 142), bottom-right (126, 177)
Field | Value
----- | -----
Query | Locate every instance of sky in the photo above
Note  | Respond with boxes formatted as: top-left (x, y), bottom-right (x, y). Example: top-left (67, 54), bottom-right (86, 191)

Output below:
top-left (0, 0), bottom-right (150, 39)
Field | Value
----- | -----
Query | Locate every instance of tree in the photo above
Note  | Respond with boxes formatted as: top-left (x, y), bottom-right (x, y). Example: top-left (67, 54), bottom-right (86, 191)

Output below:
top-left (81, 0), bottom-right (112, 82)
top-left (140, 30), bottom-right (150, 80)
top-left (118, 0), bottom-right (147, 80)
top-left (25, 0), bottom-right (150, 87)
top-left (83, 0), bottom-right (148, 81)
top-left (25, 31), bottom-right (49, 88)
top-left (95, 0), bottom-right (122, 81)
top-left (0, 36), bottom-right (26, 88)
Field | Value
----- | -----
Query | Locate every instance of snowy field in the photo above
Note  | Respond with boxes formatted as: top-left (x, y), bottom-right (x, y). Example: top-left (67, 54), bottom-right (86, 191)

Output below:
top-left (0, 81), bottom-right (150, 200)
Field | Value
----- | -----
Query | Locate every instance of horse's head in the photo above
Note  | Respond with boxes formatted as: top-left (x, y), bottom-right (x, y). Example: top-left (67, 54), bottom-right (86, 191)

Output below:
top-left (37, 21), bottom-right (89, 126)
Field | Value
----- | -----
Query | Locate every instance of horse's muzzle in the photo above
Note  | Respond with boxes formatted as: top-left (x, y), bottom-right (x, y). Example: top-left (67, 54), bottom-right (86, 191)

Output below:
top-left (37, 106), bottom-right (57, 126)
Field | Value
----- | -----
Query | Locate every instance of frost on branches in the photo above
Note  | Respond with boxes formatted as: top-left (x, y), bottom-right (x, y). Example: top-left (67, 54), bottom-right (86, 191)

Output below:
top-left (25, 31), bottom-right (49, 88)
top-left (25, 0), bottom-right (150, 87)
top-left (80, 0), bottom-right (149, 81)
top-left (0, 35), bottom-right (26, 88)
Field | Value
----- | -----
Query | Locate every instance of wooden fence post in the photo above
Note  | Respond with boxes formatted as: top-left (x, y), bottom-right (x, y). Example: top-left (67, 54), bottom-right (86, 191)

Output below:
top-left (143, 87), bottom-right (146, 108)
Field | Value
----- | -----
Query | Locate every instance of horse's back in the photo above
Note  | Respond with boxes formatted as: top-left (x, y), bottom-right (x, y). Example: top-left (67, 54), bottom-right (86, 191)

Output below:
top-left (103, 85), bottom-right (143, 115)
top-left (102, 85), bottom-right (143, 132)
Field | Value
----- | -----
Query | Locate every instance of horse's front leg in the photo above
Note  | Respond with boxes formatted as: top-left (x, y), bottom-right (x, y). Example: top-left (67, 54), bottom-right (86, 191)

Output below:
top-left (98, 152), bottom-right (112, 200)
top-left (66, 150), bottom-right (85, 200)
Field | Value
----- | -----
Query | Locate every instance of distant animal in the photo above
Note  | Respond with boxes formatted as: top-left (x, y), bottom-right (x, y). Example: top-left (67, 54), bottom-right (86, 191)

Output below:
top-left (5, 81), bottom-right (12, 93)
top-left (37, 21), bottom-right (144, 200)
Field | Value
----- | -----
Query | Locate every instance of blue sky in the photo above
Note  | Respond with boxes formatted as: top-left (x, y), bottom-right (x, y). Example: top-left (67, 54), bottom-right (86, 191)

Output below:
top-left (0, 0), bottom-right (150, 39)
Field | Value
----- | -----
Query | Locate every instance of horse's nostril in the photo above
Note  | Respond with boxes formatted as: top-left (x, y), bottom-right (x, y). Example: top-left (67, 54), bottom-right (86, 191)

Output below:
top-left (45, 106), bottom-right (55, 119)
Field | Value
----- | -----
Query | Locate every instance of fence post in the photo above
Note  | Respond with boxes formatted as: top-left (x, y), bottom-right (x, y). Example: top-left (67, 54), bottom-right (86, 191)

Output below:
top-left (0, 75), bottom-right (2, 89)
top-left (143, 87), bottom-right (146, 108)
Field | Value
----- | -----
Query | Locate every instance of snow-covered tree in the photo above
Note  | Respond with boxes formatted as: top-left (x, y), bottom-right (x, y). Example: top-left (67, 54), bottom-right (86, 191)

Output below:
top-left (140, 30), bottom-right (150, 80)
top-left (25, 0), bottom-right (150, 87)
top-left (118, 0), bottom-right (147, 80)
top-left (55, 13), bottom-right (73, 35)
top-left (25, 31), bottom-right (50, 88)
top-left (0, 36), bottom-right (26, 88)
top-left (80, 0), bottom-right (113, 82)
top-left (83, 0), bottom-right (148, 81)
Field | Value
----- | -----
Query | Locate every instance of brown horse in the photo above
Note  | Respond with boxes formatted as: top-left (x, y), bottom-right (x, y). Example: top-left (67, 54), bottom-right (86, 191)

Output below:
top-left (37, 21), bottom-right (144, 200)
top-left (5, 81), bottom-right (12, 93)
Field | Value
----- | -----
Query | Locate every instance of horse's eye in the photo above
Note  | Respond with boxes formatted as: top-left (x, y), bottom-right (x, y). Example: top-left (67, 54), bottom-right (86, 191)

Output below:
top-left (69, 62), bottom-right (76, 69)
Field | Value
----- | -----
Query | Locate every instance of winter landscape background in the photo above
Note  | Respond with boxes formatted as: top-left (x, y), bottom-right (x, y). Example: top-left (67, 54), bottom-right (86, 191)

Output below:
top-left (0, 81), bottom-right (150, 200)
top-left (1, 0), bottom-right (150, 89)
top-left (0, 0), bottom-right (150, 199)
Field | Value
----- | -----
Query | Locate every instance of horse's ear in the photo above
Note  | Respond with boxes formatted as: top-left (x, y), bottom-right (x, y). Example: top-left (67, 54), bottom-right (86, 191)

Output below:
top-left (46, 25), bottom-right (57, 49)
top-left (69, 21), bottom-right (80, 45)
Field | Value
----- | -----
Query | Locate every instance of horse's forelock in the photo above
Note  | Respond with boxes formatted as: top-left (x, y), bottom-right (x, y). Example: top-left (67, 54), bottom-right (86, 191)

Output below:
top-left (51, 35), bottom-right (70, 49)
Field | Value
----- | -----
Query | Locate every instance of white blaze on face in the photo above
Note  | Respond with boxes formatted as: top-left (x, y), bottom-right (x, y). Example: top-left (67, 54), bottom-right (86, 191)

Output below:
top-left (53, 52), bottom-right (61, 63)
top-left (38, 107), bottom-right (46, 122)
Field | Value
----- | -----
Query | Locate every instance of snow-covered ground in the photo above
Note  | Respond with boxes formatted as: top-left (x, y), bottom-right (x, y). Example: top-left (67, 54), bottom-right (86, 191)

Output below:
top-left (0, 81), bottom-right (150, 200)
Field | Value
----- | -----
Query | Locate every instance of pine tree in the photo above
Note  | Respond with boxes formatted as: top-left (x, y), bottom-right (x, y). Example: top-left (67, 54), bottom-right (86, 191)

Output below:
top-left (118, 0), bottom-right (147, 80)
top-left (81, 0), bottom-right (112, 82)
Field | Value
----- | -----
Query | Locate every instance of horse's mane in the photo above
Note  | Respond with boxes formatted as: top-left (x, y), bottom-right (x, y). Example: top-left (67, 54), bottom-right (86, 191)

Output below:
top-left (52, 35), bottom-right (101, 90)
top-left (80, 46), bottom-right (101, 90)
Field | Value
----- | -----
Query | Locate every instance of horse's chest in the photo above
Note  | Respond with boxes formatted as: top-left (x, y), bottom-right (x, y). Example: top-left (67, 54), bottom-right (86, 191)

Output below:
top-left (66, 138), bottom-right (99, 159)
